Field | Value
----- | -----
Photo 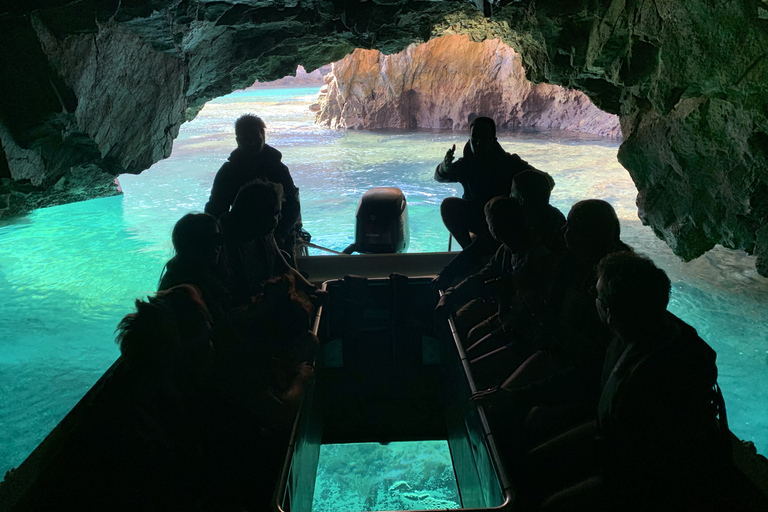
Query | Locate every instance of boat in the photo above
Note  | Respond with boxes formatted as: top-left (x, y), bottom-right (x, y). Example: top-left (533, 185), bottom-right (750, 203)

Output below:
top-left (276, 275), bottom-right (513, 512)
top-left (1, 188), bottom-right (767, 511)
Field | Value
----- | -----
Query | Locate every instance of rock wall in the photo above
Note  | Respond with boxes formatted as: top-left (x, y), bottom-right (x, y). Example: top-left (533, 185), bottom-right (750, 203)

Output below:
top-left (315, 34), bottom-right (620, 137)
top-left (1, 1), bottom-right (767, 275)
top-left (486, 2), bottom-right (768, 275)
top-left (250, 65), bottom-right (332, 89)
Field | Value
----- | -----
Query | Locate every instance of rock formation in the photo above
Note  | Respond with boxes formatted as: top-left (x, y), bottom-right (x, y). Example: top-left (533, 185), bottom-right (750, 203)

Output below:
top-left (250, 65), bottom-right (331, 89)
top-left (315, 35), bottom-right (620, 137)
top-left (0, 1), bottom-right (766, 275)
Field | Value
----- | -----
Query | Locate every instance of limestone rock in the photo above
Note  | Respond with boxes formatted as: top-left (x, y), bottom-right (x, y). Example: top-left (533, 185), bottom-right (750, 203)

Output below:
top-left (249, 65), bottom-right (332, 89)
top-left (0, 1), bottom-right (766, 275)
top-left (315, 34), bottom-right (620, 137)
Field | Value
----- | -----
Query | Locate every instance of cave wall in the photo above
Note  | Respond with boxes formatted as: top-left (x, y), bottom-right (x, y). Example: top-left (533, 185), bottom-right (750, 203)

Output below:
top-left (486, 1), bottom-right (768, 275)
top-left (0, 0), bottom-right (454, 216)
top-left (1, 0), bottom-right (767, 275)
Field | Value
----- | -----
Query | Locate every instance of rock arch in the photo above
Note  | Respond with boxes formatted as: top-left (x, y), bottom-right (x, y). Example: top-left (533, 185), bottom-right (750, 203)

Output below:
top-left (1, 1), bottom-right (766, 274)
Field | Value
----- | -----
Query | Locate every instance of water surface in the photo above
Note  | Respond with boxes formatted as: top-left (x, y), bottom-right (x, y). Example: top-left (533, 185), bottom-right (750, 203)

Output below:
top-left (1, 87), bottom-right (766, 477)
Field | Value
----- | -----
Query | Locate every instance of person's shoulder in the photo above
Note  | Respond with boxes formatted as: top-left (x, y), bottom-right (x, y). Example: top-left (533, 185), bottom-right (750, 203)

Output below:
top-left (546, 204), bottom-right (567, 224)
top-left (262, 144), bottom-right (284, 162)
top-left (668, 313), bottom-right (717, 363)
top-left (501, 150), bottom-right (534, 171)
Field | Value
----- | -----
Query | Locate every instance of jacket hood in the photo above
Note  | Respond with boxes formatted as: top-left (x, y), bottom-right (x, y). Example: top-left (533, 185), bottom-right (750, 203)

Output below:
top-left (461, 139), bottom-right (506, 160)
top-left (229, 144), bottom-right (283, 164)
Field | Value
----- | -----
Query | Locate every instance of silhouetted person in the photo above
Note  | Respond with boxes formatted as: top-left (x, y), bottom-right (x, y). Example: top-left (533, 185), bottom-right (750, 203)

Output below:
top-left (209, 273), bottom-right (317, 511)
top-left (158, 212), bottom-right (234, 351)
top-left (472, 199), bottom-right (633, 452)
top-left (115, 284), bottom-right (216, 509)
top-left (434, 168), bottom-right (564, 290)
top-left (435, 117), bottom-right (535, 248)
top-left (436, 196), bottom-right (558, 362)
top-left (528, 252), bottom-right (727, 512)
top-left (220, 179), bottom-right (320, 305)
top-left (512, 169), bottom-right (566, 254)
top-left (205, 114), bottom-right (301, 258)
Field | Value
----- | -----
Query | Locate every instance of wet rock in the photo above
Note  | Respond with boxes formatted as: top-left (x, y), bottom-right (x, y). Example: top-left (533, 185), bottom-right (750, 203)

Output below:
top-left (315, 34), bottom-right (620, 137)
top-left (0, 1), bottom-right (766, 275)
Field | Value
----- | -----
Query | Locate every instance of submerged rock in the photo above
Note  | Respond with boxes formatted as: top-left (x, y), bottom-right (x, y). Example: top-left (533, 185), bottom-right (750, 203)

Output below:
top-left (315, 34), bottom-right (621, 137)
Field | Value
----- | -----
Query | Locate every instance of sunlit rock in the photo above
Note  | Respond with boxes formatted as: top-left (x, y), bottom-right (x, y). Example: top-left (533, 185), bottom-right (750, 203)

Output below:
top-left (0, 1), bottom-right (766, 275)
top-left (315, 34), bottom-right (620, 137)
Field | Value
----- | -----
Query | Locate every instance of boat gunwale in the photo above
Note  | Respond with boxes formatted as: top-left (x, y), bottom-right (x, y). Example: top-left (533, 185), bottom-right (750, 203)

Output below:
top-left (273, 279), bottom-right (515, 512)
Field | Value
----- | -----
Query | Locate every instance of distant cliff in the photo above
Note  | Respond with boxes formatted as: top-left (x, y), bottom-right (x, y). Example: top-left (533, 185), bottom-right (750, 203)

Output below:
top-left (314, 35), bottom-right (620, 138)
top-left (248, 65), bottom-right (331, 88)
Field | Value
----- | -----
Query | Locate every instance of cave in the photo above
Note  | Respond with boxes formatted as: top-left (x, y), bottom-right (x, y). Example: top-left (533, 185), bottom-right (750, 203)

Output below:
top-left (1, 0), bottom-right (767, 275)
top-left (1, 0), bottom-right (767, 505)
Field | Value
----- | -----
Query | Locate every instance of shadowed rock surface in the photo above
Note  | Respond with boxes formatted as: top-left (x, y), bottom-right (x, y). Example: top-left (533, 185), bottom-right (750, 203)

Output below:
top-left (0, 1), bottom-right (766, 275)
top-left (314, 34), bottom-right (620, 137)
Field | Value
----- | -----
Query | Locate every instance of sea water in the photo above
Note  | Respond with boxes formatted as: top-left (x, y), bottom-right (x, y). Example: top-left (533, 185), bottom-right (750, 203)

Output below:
top-left (1, 87), bottom-right (767, 481)
top-left (312, 441), bottom-right (461, 511)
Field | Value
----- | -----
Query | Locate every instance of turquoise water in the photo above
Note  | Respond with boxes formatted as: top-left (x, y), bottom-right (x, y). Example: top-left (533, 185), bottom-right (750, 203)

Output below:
top-left (312, 441), bottom-right (460, 511)
top-left (1, 87), bottom-right (767, 479)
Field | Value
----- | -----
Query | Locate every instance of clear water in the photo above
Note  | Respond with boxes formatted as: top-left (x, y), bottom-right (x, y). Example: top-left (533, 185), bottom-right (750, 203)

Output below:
top-left (312, 441), bottom-right (460, 511)
top-left (1, 87), bottom-right (766, 478)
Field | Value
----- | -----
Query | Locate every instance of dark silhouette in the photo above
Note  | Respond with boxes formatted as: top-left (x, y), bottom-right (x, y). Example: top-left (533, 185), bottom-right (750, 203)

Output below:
top-left (220, 179), bottom-right (320, 305)
top-left (527, 252), bottom-right (728, 512)
top-left (434, 168), bottom-right (564, 291)
top-left (512, 169), bottom-right (566, 254)
top-left (471, 199), bottom-right (633, 459)
top-left (117, 284), bottom-right (215, 376)
top-left (158, 212), bottom-right (234, 351)
top-left (205, 114), bottom-right (301, 258)
top-left (436, 196), bottom-right (558, 362)
top-left (476, 199), bottom-right (632, 402)
top-left (114, 284), bottom-right (216, 509)
top-left (435, 117), bottom-right (535, 248)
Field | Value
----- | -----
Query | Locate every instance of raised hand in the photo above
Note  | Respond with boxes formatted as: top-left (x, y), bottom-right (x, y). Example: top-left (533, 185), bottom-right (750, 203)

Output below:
top-left (443, 144), bottom-right (456, 167)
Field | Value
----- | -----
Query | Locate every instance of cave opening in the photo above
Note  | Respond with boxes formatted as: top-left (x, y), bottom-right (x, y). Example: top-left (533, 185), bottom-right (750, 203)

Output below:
top-left (2, 58), bottom-right (767, 484)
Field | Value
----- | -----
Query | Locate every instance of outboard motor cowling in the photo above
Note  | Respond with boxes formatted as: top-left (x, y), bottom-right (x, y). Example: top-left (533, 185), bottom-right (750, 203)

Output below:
top-left (346, 187), bottom-right (409, 254)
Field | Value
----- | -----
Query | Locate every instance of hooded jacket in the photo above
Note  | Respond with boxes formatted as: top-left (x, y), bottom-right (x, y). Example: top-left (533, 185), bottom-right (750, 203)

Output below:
top-left (434, 140), bottom-right (534, 210)
top-left (205, 145), bottom-right (300, 240)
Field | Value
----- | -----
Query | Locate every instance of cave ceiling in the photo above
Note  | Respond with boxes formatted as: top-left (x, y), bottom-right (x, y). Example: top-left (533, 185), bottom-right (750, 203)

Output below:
top-left (1, 0), bottom-right (767, 275)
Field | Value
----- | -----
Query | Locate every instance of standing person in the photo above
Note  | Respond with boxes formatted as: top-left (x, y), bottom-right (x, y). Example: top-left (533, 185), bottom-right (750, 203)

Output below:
top-left (205, 114), bottom-right (301, 258)
top-left (435, 116), bottom-right (535, 249)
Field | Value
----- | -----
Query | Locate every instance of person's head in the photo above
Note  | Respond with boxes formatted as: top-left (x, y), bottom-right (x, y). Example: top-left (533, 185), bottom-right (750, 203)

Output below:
top-left (595, 252), bottom-right (671, 332)
top-left (231, 179), bottom-right (284, 236)
top-left (511, 170), bottom-right (555, 207)
top-left (171, 213), bottom-right (223, 268)
top-left (468, 117), bottom-right (497, 156)
top-left (116, 284), bottom-right (214, 375)
top-left (235, 114), bottom-right (266, 154)
top-left (484, 195), bottom-right (532, 252)
top-left (564, 199), bottom-right (623, 256)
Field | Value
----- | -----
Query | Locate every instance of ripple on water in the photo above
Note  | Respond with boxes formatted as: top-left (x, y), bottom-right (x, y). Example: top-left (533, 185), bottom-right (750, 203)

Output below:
top-left (1, 87), bottom-right (766, 477)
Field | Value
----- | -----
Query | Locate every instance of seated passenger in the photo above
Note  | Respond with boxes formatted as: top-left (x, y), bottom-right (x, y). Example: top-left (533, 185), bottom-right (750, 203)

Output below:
top-left (158, 212), bottom-right (234, 350)
top-left (528, 252), bottom-right (728, 512)
top-left (434, 168), bottom-right (563, 291)
top-left (511, 169), bottom-right (566, 254)
top-left (434, 116), bottom-right (535, 249)
top-left (220, 179), bottom-right (322, 305)
top-left (477, 199), bottom-right (633, 408)
top-left (115, 284), bottom-right (216, 507)
top-left (436, 196), bottom-right (558, 365)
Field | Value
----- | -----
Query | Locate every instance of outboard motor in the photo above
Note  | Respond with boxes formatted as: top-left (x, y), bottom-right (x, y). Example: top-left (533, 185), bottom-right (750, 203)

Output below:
top-left (343, 187), bottom-right (409, 254)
